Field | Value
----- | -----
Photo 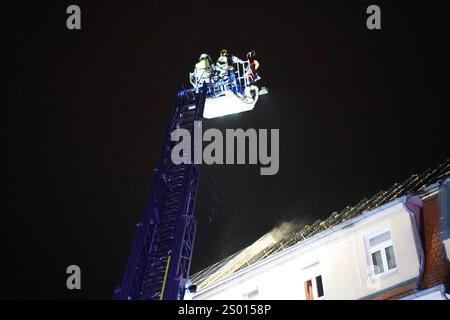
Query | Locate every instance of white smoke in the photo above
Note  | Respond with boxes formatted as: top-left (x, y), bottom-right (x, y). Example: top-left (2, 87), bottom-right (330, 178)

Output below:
top-left (268, 219), bottom-right (305, 242)
top-left (197, 219), bottom-right (306, 290)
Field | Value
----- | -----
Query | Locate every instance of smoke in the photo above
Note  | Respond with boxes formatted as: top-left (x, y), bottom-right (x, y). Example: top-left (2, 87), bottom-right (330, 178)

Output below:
top-left (268, 218), bottom-right (305, 242)
top-left (196, 218), bottom-right (306, 289)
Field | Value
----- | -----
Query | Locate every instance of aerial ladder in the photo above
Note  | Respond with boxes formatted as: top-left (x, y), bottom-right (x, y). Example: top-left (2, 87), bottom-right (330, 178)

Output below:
top-left (114, 51), bottom-right (267, 300)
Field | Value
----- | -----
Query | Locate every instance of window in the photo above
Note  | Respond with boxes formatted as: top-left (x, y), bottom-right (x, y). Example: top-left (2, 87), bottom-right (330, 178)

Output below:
top-left (366, 229), bottom-right (397, 276)
top-left (304, 280), bottom-right (314, 300)
top-left (315, 275), bottom-right (324, 297)
top-left (304, 275), bottom-right (324, 300)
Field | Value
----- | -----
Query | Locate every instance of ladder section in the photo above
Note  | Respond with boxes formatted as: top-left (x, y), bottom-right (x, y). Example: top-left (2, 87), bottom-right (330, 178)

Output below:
top-left (115, 88), bottom-right (206, 300)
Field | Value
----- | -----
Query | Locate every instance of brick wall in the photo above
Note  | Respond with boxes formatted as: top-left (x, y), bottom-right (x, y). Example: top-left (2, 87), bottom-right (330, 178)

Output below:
top-left (419, 195), bottom-right (450, 289)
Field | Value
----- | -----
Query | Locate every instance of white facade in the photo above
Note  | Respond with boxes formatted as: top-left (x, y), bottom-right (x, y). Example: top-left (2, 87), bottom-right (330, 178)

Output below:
top-left (191, 198), bottom-right (425, 300)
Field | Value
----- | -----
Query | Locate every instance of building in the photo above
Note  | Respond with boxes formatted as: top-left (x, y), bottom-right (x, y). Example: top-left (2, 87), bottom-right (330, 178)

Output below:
top-left (188, 160), bottom-right (450, 300)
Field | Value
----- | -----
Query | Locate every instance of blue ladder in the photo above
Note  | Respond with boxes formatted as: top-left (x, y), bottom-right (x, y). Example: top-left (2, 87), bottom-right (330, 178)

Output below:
top-left (114, 87), bottom-right (206, 300)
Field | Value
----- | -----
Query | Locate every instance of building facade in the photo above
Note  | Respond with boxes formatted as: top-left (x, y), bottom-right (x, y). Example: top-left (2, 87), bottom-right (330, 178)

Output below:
top-left (188, 164), bottom-right (450, 300)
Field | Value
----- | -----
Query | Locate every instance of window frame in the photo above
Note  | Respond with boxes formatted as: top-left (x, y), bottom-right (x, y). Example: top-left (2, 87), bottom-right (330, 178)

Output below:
top-left (365, 227), bottom-right (398, 279)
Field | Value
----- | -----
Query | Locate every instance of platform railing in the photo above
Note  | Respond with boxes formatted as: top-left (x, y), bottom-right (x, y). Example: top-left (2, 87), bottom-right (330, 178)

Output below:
top-left (189, 58), bottom-right (253, 95)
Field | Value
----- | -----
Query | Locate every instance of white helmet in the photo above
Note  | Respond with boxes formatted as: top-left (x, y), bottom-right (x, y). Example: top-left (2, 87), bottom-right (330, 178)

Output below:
top-left (199, 53), bottom-right (211, 61)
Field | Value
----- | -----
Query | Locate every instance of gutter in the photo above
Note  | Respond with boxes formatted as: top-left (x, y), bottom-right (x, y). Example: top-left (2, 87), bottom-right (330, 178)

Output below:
top-left (399, 284), bottom-right (449, 300)
top-left (404, 195), bottom-right (425, 293)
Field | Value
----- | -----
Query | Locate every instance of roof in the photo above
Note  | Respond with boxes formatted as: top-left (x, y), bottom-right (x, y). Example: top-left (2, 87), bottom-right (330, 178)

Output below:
top-left (190, 159), bottom-right (450, 290)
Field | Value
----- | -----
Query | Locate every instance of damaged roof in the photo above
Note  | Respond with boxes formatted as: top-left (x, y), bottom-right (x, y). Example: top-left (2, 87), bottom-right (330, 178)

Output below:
top-left (190, 159), bottom-right (450, 290)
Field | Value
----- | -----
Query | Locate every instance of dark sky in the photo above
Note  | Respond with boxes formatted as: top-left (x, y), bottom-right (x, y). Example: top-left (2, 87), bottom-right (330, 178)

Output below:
top-left (4, 1), bottom-right (449, 299)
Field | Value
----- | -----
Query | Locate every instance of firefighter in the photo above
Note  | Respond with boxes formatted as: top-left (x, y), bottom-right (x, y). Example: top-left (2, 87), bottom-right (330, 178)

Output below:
top-left (216, 49), bottom-right (229, 79)
top-left (246, 50), bottom-right (261, 84)
top-left (194, 53), bottom-right (213, 86)
top-left (216, 49), bottom-right (244, 91)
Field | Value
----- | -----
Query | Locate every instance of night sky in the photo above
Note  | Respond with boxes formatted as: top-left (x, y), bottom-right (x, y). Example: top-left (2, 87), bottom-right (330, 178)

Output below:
top-left (5, 1), bottom-right (449, 299)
